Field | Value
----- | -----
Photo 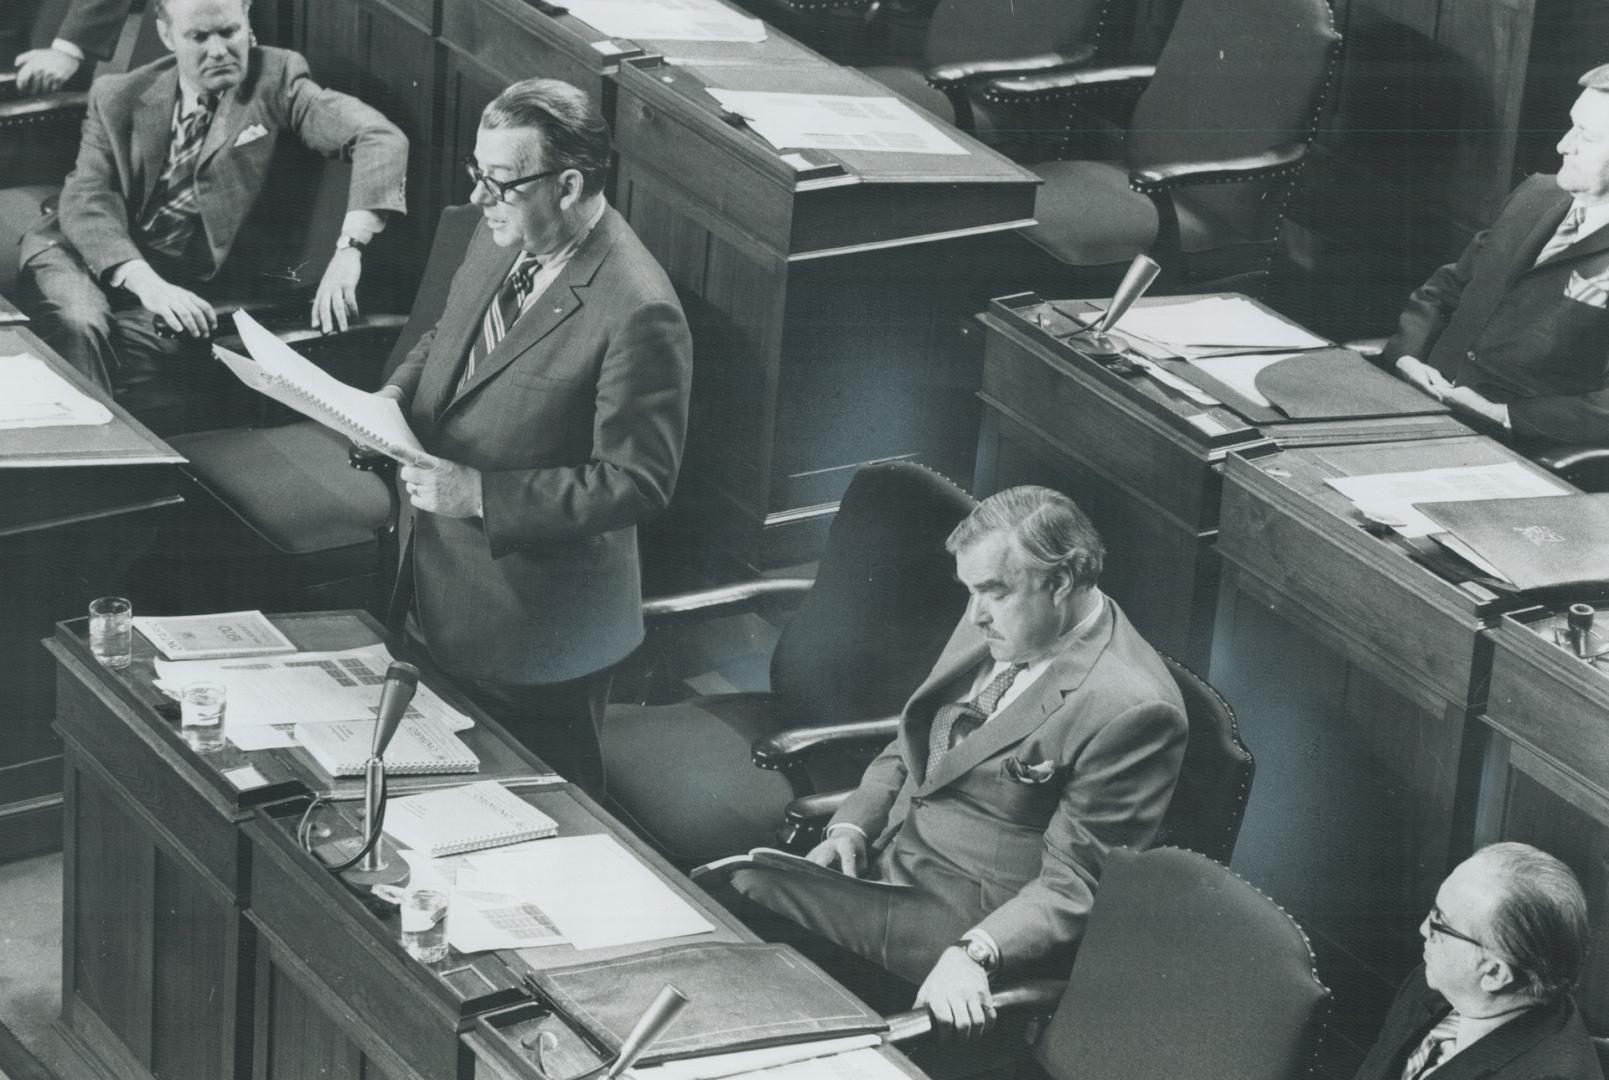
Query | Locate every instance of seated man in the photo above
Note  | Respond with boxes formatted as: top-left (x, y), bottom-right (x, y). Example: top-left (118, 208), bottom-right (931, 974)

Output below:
top-left (714, 485), bottom-right (1188, 1034)
top-left (13, 0), bottom-right (134, 94)
top-left (19, 0), bottom-right (407, 434)
top-left (1381, 64), bottom-right (1609, 447)
top-left (1353, 842), bottom-right (1602, 1080)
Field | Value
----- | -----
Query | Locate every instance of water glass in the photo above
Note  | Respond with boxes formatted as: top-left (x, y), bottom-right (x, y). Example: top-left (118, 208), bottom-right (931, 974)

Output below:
top-left (88, 597), bottom-right (132, 669)
top-left (179, 681), bottom-right (227, 753)
top-left (400, 889), bottom-right (449, 964)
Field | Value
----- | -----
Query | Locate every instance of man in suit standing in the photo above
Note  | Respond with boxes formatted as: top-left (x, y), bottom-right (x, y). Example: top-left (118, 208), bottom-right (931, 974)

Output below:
top-left (1383, 64), bottom-right (1609, 447)
top-left (19, 0), bottom-right (407, 433)
top-left (716, 486), bottom-right (1188, 1034)
top-left (13, 0), bottom-right (135, 94)
top-left (379, 78), bottom-right (692, 796)
top-left (1353, 843), bottom-right (1601, 1080)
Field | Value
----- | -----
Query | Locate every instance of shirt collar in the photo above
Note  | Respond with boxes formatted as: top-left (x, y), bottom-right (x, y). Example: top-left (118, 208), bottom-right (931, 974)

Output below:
top-left (1568, 199), bottom-right (1609, 239)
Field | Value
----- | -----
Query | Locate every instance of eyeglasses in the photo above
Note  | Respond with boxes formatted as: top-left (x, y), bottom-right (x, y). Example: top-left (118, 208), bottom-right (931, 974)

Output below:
top-left (1427, 909), bottom-right (1485, 949)
top-left (462, 156), bottom-right (560, 203)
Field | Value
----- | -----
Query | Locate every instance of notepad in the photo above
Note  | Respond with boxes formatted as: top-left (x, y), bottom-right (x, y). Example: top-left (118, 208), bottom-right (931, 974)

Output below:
top-left (134, 610), bottom-right (297, 660)
top-left (295, 715), bottom-right (480, 777)
top-left (383, 781), bottom-right (558, 857)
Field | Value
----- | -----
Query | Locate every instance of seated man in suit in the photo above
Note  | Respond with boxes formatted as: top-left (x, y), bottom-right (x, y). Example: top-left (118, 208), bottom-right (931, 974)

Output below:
top-left (13, 0), bottom-right (134, 94)
top-left (18, 0), bottom-right (407, 433)
top-left (1382, 64), bottom-right (1609, 447)
top-left (378, 77), bottom-right (692, 797)
top-left (713, 485), bottom-right (1188, 1035)
top-left (1353, 842), bottom-right (1601, 1080)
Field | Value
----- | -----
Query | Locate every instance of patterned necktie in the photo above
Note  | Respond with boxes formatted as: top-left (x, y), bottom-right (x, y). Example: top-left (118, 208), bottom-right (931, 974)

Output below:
top-left (139, 93), bottom-right (219, 259)
top-left (462, 254), bottom-right (541, 388)
top-left (927, 662), bottom-right (1028, 776)
top-left (1400, 1014), bottom-right (1460, 1080)
top-left (1535, 204), bottom-right (1587, 266)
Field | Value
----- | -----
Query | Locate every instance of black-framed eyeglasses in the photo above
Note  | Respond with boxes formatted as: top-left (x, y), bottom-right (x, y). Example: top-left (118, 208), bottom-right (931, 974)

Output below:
top-left (462, 156), bottom-right (559, 202)
top-left (1427, 909), bottom-right (1485, 949)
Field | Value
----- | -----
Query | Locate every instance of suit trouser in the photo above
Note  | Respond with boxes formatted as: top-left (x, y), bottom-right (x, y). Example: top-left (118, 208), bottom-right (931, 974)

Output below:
top-left (20, 244), bottom-right (237, 435)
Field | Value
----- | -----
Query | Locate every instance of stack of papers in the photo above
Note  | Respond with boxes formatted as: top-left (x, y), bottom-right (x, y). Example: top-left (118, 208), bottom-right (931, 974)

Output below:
top-left (706, 90), bottom-right (966, 155)
top-left (1108, 297), bottom-right (1329, 357)
top-left (633, 1041), bottom-right (899, 1080)
top-left (0, 353), bottom-right (112, 428)
top-left (565, 0), bottom-right (765, 41)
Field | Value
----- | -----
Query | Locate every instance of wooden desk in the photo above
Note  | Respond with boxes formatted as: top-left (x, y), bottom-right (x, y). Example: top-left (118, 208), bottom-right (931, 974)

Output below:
top-left (1210, 436), bottom-right (1574, 1024)
top-left (612, 56), bottom-right (1039, 566)
top-left (47, 610), bottom-right (552, 1080)
top-left (0, 324), bottom-right (184, 863)
top-left (1474, 604), bottom-right (1609, 1029)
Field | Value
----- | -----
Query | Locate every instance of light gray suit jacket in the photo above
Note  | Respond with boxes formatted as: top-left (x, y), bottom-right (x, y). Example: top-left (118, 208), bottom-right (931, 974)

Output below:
top-left (831, 600), bottom-right (1188, 971)
top-left (22, 46), bottom-right (407, 280)
top-left (387, 206), bottom-right (692, 685)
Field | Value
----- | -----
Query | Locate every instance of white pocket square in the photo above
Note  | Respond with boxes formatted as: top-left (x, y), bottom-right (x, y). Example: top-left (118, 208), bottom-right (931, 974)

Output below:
top-left (233, 124), bottom-right (268, 148)
top-left (1565, 269), bottom-right (1609, 308)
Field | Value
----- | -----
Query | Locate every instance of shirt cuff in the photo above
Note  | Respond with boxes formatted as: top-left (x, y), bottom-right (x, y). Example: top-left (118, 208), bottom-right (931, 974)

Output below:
top-left (50, 39), bottom-right (85, 61)
top-left (1498, 404), bottom-right (1511, 432)
top-left (825, 822), bottom-right (866, 841)
top-left (107, 259), bottom-right (148, 290)
top-left (962, 929), bottom-right (1001, 970)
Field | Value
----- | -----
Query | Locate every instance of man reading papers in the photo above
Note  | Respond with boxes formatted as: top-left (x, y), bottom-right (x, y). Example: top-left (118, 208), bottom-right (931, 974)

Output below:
top-left (706, 487), bottom-right (1188, 1035)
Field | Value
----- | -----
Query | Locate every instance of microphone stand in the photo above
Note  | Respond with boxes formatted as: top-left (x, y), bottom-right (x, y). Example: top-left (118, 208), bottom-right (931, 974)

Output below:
top-left (1067, 254), bottom-right (1162, 360)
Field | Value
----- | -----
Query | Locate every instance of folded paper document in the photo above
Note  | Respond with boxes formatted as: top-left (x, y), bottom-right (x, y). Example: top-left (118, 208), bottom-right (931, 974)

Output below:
top-left (1176, 348), bottom-right (1448, 423)
top-left (1417, 494), bottom-right (1609, 591)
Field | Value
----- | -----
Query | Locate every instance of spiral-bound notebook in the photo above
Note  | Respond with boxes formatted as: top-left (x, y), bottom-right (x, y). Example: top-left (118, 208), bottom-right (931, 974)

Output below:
top-left (215, 310), bottom-right (429, 465)
top-left (383, 780), bottom-right (558, 857)
top-left (294, 714), bottom-right (480, 777)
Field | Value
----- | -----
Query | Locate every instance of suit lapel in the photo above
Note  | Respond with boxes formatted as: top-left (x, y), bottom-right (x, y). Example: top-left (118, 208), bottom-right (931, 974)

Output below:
top-left (1516, 188), bottom-right (1590, 277)
top-left (1425, 1001), bottom-right (1566, 1080)
top-left (918, 602), bottom-right (1116, 794)
top-left (416, 234), bottom-right (517, 424)
top-left (133, 70), bottom-right (179, 211)
top-left (196, 80), bottom-right (244, 170)
top-left (900, 636), bottom-right (990, 780)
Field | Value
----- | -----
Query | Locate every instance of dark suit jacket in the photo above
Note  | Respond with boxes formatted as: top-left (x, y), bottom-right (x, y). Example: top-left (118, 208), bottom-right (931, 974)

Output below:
top-left (1353, 966), bottom-right (1603, 1080)
top-left (1382, 174), bottom-right (1609, 446)
top-left (387, 206), bottom-right (692, 686)
top-left (53, 0), bottom-right (133, 59)
top-left (828, 600), bottom-right (1187, 972)
top-left (21, 46), bottom-right (407, 282)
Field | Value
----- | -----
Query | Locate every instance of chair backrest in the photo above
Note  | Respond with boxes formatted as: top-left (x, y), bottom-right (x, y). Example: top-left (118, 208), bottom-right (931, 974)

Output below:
top-left (1034, 847), bottom-right (1330, 1080)
top-left (1594, 1036), bottom-right (1609, 1076)
top-left (924, 0), bottom-right (1109, 69)
top-left (379, 203), bottom-right (484, 377)
top-left (769, 461), bottom-right (975, 727)
top-left (1152, 654), bottom-right (1254, 865)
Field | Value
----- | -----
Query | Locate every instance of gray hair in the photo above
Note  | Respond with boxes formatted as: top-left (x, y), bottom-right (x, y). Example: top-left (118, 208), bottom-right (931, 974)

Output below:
top-left (481, 78), bottom-right (612, 197)
top-left (1475, 842), bottom-right (1589, 1004)
top-left (1580, 63), bottom-right (1609, 91)
top-left (945, 486), bottom-right (1104, 591)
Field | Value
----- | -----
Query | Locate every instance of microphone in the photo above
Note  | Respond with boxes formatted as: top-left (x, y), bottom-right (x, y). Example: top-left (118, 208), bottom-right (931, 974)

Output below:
top-left (1568, 603), bottom-right (1595, 658)
top-left (605, 984), bottom-right (689, 1079)
top-left (1070, 254), bottom-right (1162, 360)
top-left (358, 661), bottom-right (420, 874)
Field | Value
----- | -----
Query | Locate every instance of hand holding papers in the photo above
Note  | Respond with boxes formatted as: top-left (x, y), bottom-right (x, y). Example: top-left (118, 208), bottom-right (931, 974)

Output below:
top-left (217, 310), bottom-right (428, 465)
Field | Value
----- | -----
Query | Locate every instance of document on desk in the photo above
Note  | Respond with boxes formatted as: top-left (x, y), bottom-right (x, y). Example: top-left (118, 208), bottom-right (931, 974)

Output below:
top-left (0, 353), bottom-right (113, 428)
top-left (705, 90), bottom-right (967, 155)
top-left (1111, 296), bottom-right (1329, 355)
top-left (220, 311), bottom-right (429, 465)
top-left (153, 644), bottom-right (473, 751)
top-left (1325, 462), bottom-right (1571, 539)
top-left (564, 0), bottom-right (765, 40)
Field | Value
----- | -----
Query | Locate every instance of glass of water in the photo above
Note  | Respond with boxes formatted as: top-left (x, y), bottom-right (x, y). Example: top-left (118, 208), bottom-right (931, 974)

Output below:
top-left (179, 681), bottom-right (227, 753)
top-left (88, 597), bottom-right (132, 669)
top-left (400, 889), bottom-right (449, 964)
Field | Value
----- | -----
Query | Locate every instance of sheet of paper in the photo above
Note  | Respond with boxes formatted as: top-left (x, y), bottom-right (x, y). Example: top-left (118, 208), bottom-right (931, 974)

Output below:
top-left (0, 353), bottom-right (113, 428)
top-left (1326, 462), bottom-right (1570, 539)
top-left (564, 0), bottom-right (765, 41)
top-left (706, 89), bottom-right (966, 155)
top-left (1187, 351), bottom-right (1300, 407)
top-left (153, 644), bottom-right (474, 738)
top-left (449, 882), bottom-right (569, 952)
top-left (631, 1037), bottom-right (883, 1080)
top-left (1109, 297), bottom-right (1328, 352)
top-left (470, 834), bottom-right (713, 950)
top-left (633, 1048), bottom-right (909, 1080)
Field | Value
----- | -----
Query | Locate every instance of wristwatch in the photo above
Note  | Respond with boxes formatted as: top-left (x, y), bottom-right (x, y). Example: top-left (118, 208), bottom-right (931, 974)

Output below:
top-left (335, 234), bottom-right (367, 253)
top-left (953, 936), bottom-right (998, 974)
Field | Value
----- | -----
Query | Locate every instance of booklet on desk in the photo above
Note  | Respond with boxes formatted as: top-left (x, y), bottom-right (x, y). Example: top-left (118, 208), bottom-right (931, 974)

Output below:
top-left (383, 780), bottom-right (557, 857)
top-left (295, 714), bottom-right (479, 777)
top-left (529, 942), bottom-right (887, 1065)
top-left (1418, 494), bottom-right (1609, 591)
top-left (133, 610), bottom-right (297, 660)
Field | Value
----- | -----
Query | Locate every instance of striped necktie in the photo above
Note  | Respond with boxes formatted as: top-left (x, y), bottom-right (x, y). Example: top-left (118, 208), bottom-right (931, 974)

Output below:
top-left (1535, 205), bottom-right (1587, 266)
top-left (927, 662), bottom-right (1028, 777)
top-left (138, 93), bottom-right (219, 259)
top-left (1400, 1014), bottom-right (1459, 1080)
top-left (462, 254), bottom-right (541, 388)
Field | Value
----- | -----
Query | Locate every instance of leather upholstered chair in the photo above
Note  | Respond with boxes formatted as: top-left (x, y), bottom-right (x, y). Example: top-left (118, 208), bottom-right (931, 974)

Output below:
top-left (885, 847), bottom-right (1332, 1080)
top-left (981, 0), bottom-right (1341, 298)
top-left (600, 461), bottom-right (975, 866)
top-left (156, 204), bottom-right (482, 616)
top-left (768, 652), bottom-right (1254, 863)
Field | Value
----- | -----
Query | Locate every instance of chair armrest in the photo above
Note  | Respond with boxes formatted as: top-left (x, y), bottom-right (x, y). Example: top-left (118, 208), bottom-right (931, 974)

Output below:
top-left (641, 577), bottom-right (814, 622)
top-left (1129, 142), bottom-right (1308, 193)
top-left (981, 63), bottom-right (1156, 107)
top-left (1533, 446), bottom-right (1609, 493)
top-left (782, 789), bottom-right (852, 827)
top-left (1343, 337), bottom-right (1389, 358)
top-left (348, 444), bottom-right (396, 475)
top-left (0, 89), bottom-right (88, 119)
top-left (927, 43), bottom-right (1097, 90)
top-left (752, 715), bottom-right (901, 770)
top-left (884, 980), bottom-right (1067, 1043)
